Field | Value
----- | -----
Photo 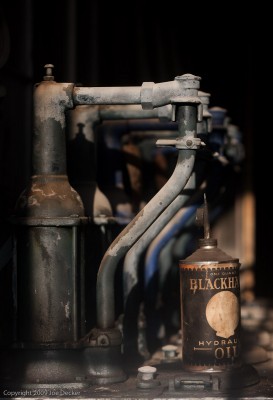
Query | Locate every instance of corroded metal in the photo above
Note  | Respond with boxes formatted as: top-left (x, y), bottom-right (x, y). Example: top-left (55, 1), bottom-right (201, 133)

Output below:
top-left (3, 67), bottom-right (209, 387)
top-left (13, 67), bottom-right (85, 347)
top-left (2, 66), bottom-right (89, 387)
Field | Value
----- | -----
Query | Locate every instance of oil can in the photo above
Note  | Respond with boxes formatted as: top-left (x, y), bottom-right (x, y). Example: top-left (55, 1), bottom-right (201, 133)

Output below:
top-left (179, 225), bottom-right (241, 371)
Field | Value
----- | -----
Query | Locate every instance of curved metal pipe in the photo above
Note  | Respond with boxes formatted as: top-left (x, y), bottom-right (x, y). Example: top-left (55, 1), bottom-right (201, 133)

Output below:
top-left (144, 205), bottom-right (197, 289)
top-left (122, 180), bottom-right (206, 307)
top-left (122, 93), bottom-right (211, 306)
top-left (123, 188), bottom-right (193, 304)
top-left (97, 151), bottom-right (195, 328)
top-left (96, 105), bottom-right (198, 329)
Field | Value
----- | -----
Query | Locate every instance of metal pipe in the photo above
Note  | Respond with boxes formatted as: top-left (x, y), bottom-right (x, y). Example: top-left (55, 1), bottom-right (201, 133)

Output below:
top-left (73, 86), bottom-right (142, 105)
top-left (96, 93), bottom-right (200, 329)
top-left (73, 76), bottom-right (201, 109)
top-left (99, 104), bottom-right (172, 120)
top-left (123, 183), bottom-right (195, 304)
top-left (97, 151), bottom-right (195, 329)
top-left (122, 92), bottom-right (211, 305)
top-left (122, 181), bottom-right (206, 355)
top-left (144, 205), bottom-right (198, 288)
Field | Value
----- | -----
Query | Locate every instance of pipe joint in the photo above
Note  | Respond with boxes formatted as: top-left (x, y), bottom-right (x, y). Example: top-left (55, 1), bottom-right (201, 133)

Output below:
top-left (141, 73), bottom-right (202, 112)
top-left (141, 82), bottom-right (155, 110)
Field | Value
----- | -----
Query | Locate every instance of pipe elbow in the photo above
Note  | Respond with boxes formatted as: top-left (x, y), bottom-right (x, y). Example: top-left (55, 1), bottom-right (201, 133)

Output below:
top-left (141, 74), bottom-right (201, 110)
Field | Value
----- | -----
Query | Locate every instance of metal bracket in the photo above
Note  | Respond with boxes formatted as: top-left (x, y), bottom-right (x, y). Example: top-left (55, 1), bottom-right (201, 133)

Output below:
top-left (169, 373), bottom-right (220, 392)
top-left (170, 98), bottom-right (203, 122)
top-left (156, 137), bottom-right (205, 150)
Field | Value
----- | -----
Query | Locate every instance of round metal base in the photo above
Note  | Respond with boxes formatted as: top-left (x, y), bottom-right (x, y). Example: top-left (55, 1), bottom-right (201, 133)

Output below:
top-left (0, 346), bottom-right (127, 389)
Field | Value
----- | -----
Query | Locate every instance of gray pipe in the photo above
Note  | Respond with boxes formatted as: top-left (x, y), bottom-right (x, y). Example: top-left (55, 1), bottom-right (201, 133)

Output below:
top-left (96, 104), bottom-right (198, 329)
top-left (73, 77), bottom-right (201, 110)
top-left (122, 93), bottom-right (211, 304)
top-left (99, 104), bottom-right (171, 120)
top-left (123, 183), bottom-right (194, 304)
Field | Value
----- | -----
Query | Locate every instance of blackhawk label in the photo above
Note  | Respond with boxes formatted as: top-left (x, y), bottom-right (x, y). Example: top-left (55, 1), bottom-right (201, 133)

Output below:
top-left (179, 263), bottom-right (241, 367)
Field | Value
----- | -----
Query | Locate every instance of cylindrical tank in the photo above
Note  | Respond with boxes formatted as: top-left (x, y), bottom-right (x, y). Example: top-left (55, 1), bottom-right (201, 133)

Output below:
top-left (13, 67), bottom-right (86, 346)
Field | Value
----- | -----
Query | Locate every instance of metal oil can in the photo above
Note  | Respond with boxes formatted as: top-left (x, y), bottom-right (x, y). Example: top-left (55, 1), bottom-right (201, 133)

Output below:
top-left (177, 195), bottom-right (260, 391)
top-left (179, 235), bottom-right (241, 371)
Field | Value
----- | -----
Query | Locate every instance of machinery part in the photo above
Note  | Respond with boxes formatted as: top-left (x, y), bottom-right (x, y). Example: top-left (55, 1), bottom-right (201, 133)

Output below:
top-left (1, 67), bottom-right (205, 387)
top-left (95, 73), bottom-right (202, 331)
top-left (0, 64), bottom-right (89, 388)
top-left (136, 366), bottom-right (159, 388)
top-left (14, 65), bottom-right (86, 345)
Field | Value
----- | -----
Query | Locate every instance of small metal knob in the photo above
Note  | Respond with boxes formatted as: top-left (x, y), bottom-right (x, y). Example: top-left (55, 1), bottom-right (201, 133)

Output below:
top-left (43, 64), bottom-right (54, 81)
top-left (162, 344), bottom-right (178, 360)
top-left (136, 365), bottom-right (159, 389)
top-left (137, 365), bottom-right (157, 380)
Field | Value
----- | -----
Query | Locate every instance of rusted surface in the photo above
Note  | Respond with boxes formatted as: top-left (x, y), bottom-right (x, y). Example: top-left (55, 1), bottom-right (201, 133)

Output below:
top-left (35, 81), bottom-right (74, 128)
top-left (16, 175), bottom-right (84, 218)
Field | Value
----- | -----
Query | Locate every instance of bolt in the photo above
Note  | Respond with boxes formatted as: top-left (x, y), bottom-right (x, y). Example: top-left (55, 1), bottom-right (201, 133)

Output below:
top-left (137, 365), bottom-right (157, 381)
top-left (97, 333), bottom-right (110, 346)
top-left (43, 64), bottom-right (54, 81)
top-left (186, 139), bottom-right (193, 147)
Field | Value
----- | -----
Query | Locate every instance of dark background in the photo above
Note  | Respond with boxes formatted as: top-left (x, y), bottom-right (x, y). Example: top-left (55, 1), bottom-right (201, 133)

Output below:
top-left (0, 1), bottom-right (269, 297)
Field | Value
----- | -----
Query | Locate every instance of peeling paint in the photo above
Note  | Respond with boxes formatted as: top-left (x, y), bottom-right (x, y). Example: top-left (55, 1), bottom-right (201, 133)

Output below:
top-left (32, 186), bottom-right (57, 197)
top-left (36, 84), bottom-right (72, 128)
top-left (61, 301), bottom-right (70, 319)
top-left (27, 197), bottom-right (40, 206)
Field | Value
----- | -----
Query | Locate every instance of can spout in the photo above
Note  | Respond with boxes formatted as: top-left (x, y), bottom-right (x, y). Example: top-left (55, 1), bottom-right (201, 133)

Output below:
top-left (196, 193), bottom-right (217, 248)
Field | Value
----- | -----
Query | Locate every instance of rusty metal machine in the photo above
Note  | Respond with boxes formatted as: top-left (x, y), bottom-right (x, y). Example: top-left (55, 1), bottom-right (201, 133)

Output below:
top-left (1, 64), bottom-right (273, 399)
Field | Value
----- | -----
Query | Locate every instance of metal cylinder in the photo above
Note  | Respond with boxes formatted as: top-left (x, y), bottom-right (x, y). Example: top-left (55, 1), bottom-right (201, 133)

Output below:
top-left (14, 70), bottom-right (86, 346)
top-left (179, 237), bottom-right (242, 370)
